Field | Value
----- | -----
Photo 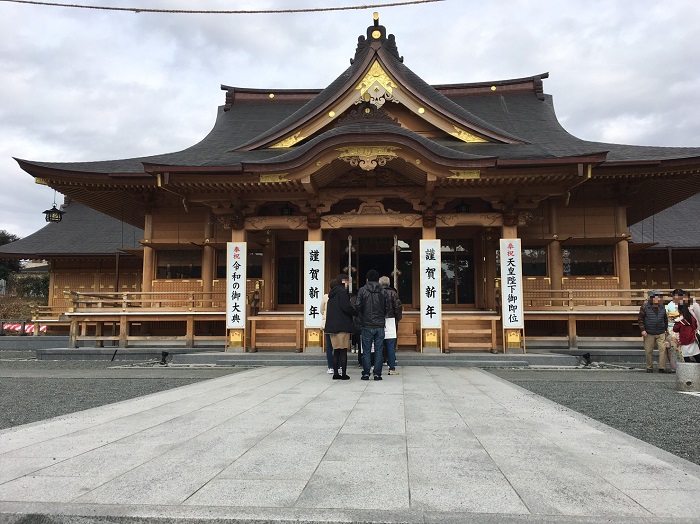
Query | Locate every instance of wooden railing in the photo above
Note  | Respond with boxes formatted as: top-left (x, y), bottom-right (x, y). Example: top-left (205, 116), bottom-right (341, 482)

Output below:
top-left (65, 290), bottom-right (226, 311)
top-left (35, 288), bottom-right (700, 350)
top-left (521, 288), bottom-right (700, 310)
top-left (62, 291), bottom-right (228, 348)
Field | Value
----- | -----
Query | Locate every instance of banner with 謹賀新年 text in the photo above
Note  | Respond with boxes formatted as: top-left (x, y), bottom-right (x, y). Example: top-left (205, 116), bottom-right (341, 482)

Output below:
top-left (419, 239), bottom-right (441, 329)
top-left (304, 241), bottom-right (325, 328)
top-left (499, 238), bottom-right (524, 329)
top-left (226, 242), bottom-right (247, 329)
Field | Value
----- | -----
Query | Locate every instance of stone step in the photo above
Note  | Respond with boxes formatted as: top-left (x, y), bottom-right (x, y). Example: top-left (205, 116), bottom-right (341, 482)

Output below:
top-left (173, 351), bottom-right (579, 368)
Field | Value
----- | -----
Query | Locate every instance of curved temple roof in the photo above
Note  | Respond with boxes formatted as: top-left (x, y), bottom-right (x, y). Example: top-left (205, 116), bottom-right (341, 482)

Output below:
top-left (14, 15), bottom-right (700, 227)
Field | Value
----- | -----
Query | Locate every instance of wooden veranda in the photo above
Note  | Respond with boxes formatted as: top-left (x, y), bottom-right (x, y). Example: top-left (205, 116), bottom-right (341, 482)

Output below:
top-left (28, 288), bottom-right (691, 352)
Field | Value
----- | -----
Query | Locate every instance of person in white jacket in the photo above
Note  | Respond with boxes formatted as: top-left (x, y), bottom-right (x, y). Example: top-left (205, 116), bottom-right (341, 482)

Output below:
top-left (688, 294), bottom-right (700, 348)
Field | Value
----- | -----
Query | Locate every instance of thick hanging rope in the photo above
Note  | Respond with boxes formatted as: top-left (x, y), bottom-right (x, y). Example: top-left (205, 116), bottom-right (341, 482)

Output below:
top-left (0, 0), bottom-right (445, 14)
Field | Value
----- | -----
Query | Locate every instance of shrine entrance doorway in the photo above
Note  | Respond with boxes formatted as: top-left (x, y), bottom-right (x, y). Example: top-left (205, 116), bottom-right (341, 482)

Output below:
top-left (353, 235), bottom-right (413, 306)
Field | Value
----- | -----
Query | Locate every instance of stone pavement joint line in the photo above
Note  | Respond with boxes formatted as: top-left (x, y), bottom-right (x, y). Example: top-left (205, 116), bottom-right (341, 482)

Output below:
top-left (1, 366), bottom-right (700, 524)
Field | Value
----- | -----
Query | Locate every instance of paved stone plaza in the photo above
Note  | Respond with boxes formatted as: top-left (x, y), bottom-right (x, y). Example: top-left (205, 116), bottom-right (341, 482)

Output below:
top-left (1, 366), bottom-right (699, 523)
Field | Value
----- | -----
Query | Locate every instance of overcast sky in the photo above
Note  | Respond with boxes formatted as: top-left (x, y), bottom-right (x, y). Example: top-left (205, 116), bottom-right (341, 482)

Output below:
top-left (1, 0), bottom-right (699, 239)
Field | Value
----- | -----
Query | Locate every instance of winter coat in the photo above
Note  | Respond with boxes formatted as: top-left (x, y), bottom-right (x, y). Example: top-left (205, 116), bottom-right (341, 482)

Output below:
top-left (672, 316), bottom-right (698, 346)
top-left (638, 302), bottom-right (667, 335)
top-left (382, 285), bottom-right (403, 322)
top-left (324, 284), bottom-right (356, 334)
top-left (355, 281), bottom-right (389, 328)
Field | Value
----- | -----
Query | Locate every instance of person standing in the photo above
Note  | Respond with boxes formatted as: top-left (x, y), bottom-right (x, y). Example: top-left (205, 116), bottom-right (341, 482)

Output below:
top-left (325, 274), bottom-right (356, 380)
top-left (638, 290), bottom-right (668, 373)
top-left (673, 303), bottom-right (700, 363)
top-left (320, 279), bottom-right (335, 374)
top-left (666, 289), bottom-right (686, 371)
top-left (379, 275), bottom-right (402, 375)
top-left (355, 269), bottom-right (388, 381)
top-left (689, 296), bottom-right (700, 348)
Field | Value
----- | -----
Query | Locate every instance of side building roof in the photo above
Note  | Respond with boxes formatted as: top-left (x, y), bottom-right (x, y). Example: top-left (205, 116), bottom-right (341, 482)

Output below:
top-left (629, 193), bottom-right (700, 249)
top-left (0, 200), bottom-right (143, 259)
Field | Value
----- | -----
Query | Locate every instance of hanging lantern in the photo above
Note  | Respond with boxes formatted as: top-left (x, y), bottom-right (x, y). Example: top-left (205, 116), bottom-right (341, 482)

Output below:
top-left (43, 190), bottom-right (65, 223)
top-left (43, 204), bottom-right (65, 223)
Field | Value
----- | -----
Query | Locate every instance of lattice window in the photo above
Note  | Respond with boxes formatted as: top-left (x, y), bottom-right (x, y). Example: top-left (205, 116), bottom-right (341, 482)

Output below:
top-left (563, 276), bottom-right (620, 306)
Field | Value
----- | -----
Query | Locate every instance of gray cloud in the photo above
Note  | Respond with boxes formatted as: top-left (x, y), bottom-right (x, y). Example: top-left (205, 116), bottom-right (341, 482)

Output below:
top-left (1, 0), bottom-right (698, 238)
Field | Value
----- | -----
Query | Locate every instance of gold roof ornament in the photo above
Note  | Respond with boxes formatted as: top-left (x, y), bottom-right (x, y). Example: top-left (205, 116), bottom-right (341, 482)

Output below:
top-left (450, 126), bottom-right (488, 143)
top-left (271, 132), bottom-right (305, 149)
top-left (259, 174), bottom-right (289, 183)
top-left (337, 146), bottom-right (400, 172)
top-left (448, 170), bottom-right (481, 179)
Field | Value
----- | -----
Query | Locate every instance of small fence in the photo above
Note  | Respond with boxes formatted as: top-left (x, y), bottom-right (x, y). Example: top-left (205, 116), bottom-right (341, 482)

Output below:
top-left (0, 320), bottom-right (47, 335)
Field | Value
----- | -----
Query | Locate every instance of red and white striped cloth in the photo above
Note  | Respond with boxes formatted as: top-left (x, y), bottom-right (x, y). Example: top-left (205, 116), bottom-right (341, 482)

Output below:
top-left (2, 323), bottom-right (47, 333)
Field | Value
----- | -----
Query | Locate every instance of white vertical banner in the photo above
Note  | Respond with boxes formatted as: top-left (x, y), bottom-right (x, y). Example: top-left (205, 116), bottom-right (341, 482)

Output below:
top-left (419, 239), bottom-right (442, 328)
top-left (499, 238), bottom-right (524, 329)
top-left (304, 241), bottom-right (325, 328)
top-left (226, 242), bottom-right (247, 329)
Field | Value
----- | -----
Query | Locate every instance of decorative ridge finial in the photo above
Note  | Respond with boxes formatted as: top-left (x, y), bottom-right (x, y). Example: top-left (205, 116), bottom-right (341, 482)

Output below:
top-left (350, 12), bottom-right (403, 64)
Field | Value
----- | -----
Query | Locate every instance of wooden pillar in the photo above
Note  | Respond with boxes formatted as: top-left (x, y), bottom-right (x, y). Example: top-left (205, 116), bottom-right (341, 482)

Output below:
top-left (119, 316), bottom-right (128, 348)
top-left (474, 231), bottom-right (485, 309)
top-left (412, 236), bottom-right (420, 307)
top-left (548, 241), bottom-right (564, 306)
top-left (201, 211), bottom-right (215, 307)
top-left (422, 225), bottom-right (436, 240)
top-left (69, 318), bottom-right (78, 348)
top-left (501, 224), bottom-right (517, 240)
top-left (114, 252), bottom-right (121, 294)
top-left (141, 211), bottom-right (155, 304)
top-left (567, 314), bottom-right (577, 349)
top-left (48, 264), bottom-right (56, 307)
top-left (615, 205), bottom-right (631, 292)
top-left (95, 321), bottom-right (103, 348)
top-left (262, 231), bottom-right (275, 311)
top-left (307, 228), bottom-right (322, 242)
top-left (484, 232), bottom-right (497, 310)
top-left (185, 315), bottom-right (194, 348)
top-left (230, 228), bottom-right (247, 243)
top-left (548, 200), bottom-right (564, 294)
top-left (202, 245), bottom-right (215, 305)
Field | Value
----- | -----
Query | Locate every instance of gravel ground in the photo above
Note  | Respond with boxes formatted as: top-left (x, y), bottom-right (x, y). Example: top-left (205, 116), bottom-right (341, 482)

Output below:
top-left (0, 350), bottom-right (242, 430)
top-left (489, 368), bottom-right (700, 466)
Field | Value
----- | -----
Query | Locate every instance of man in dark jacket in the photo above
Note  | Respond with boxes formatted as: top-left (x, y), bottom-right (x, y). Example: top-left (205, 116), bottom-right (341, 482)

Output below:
top-left (355, 269), bottom-right (389, 380)
top-left (325, 274), bottom-right (356, 380)
top-left (638, 290), bottom-right (669, 373)
top-left (379, 275), bottom-right (402, 375)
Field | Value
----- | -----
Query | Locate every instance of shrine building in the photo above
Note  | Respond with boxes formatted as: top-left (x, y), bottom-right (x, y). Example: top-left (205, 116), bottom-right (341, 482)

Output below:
top-left (5, 14), bottom-right (700, 351)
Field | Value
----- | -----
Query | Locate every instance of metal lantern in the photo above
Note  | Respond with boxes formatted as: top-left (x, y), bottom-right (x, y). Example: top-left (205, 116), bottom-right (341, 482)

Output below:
top-left (43, 204), bottom-right (65, 223)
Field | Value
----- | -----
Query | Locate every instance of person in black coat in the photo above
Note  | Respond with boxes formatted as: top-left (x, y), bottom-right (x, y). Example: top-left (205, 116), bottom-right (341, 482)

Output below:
top-left (355, 269), bottom-right (389, 380)
top-left (325, 274), bottom-right (357, 380)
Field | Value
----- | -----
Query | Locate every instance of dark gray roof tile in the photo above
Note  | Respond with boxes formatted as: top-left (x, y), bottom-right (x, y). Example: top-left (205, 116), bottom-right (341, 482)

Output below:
top-left (0, 202), bottom-right (142, 257)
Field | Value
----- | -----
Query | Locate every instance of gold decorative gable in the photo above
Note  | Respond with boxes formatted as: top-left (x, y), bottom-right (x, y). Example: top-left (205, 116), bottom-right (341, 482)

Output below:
top-left (355, 61), bottom-right (399, 109)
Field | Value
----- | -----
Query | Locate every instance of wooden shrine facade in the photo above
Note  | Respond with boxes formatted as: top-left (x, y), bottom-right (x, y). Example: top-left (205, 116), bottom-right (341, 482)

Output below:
top-left (8, 15), bottom-right (700, 351)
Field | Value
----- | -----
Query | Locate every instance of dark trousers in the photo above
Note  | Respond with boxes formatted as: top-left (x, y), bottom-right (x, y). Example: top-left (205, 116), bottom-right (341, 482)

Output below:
top-left (361, 327), bottom-right (385, 377)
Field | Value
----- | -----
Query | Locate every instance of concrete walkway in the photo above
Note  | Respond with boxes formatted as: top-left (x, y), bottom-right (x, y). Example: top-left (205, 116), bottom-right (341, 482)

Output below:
top-left (1, 366), bottom-right (699, 523)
